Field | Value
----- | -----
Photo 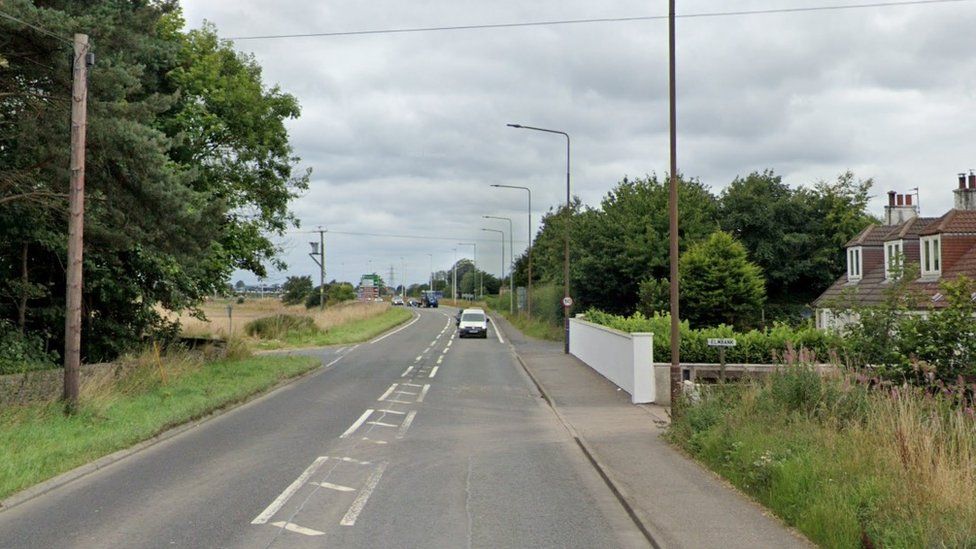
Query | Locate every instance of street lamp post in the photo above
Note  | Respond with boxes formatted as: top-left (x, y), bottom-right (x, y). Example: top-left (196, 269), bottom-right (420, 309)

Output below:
top-left (426, 253), bottom-right (433, 293)
top-left (668, 0), bottom-right (681, 408)
top-left (490, 184), bottom-right (532, 318)
top-left (481, 228), bottom-right (505, 299)
top-left (452, 248), bottom-right (458, 303)
top-left (400, 257), bottom-right (405, 297)
top-left (484, 215), bottom-right (514, 315)
top-left (508, 123), bottom-right (571, 354)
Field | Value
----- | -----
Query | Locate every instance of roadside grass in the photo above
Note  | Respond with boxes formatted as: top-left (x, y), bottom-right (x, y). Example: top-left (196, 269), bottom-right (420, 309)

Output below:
top-left (0, 349), bottom-right (318, 501)
top-left (482, 295), bottom-right (563, 341)
top-left (247, 306), bottom-right (413, 350)
top-left (669, 369), bottom-right (976, 548)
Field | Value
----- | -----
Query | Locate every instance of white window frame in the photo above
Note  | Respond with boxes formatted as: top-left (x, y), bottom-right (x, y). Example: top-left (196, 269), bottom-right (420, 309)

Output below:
top-left (884, 240), bottom-right (904, 279)
top-left (921, 235), bottom-right (942, 277)
top-left (847, 246), bottom-right (863, 281)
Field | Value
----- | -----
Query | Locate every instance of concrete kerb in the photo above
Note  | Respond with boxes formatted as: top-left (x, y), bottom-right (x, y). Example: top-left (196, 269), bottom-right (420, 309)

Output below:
top-left (489, 312), bottom-right (664, 549)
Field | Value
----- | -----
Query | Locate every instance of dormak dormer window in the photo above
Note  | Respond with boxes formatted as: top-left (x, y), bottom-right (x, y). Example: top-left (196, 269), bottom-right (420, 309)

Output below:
top-left (884, 240), bottom-right (904, 279)
top-left (847, 246), bottom-right (862, 281)
top-left (921, 235), bottom-right (942, 277)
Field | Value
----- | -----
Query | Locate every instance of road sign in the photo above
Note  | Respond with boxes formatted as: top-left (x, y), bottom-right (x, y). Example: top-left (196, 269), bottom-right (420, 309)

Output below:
top-left (562, 296), bottom-right (574, 308)
top-left (707, 338), bottom-right (737, 347)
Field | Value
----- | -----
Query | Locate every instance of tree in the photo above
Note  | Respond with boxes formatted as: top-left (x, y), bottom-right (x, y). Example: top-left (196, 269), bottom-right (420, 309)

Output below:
top-left (0, 3), bottom-right (307, 361)
top-left (719, 170), bottom-right (876, 308)
top-left (281, 276), bottom-right (313, 305)
top-left (679, 231), bottom-right (766, 330)
top-left (235, 280), bottom-right (246, 291)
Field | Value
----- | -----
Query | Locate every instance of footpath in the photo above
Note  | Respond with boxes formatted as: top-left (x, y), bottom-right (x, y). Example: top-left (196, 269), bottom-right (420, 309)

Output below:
top-left (493, 314), bottom-right (811, 549)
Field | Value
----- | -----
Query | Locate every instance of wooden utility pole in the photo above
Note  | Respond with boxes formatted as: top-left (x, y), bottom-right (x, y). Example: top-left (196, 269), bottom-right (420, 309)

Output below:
top-left (63, 34), bottom-right (91, 410)
top-left (668, 1), bottom-right (682, 409)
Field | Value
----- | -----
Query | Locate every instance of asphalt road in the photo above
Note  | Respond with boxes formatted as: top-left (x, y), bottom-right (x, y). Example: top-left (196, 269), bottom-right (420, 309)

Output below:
top-left (0, 307), bottom-right (647, 548)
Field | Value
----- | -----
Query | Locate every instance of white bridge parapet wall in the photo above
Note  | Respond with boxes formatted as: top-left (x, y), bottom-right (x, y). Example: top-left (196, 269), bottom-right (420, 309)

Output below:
top-left (568, 318), bottom-right (654, 404)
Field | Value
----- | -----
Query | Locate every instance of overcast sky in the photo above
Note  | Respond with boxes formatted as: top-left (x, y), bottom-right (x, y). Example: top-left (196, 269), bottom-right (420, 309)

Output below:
top-left (180, 0), bottom-right (976, 288)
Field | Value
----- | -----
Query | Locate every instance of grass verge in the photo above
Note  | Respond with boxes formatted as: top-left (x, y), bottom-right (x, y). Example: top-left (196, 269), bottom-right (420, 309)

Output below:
top-left (250, 306), bottom-right (413, 350)
top-left (669, 369), bottom-right (976, 548)
top-left (482, 295), bottom-right (563, 341)
top-left (0, 352), bottom-right (318, 501)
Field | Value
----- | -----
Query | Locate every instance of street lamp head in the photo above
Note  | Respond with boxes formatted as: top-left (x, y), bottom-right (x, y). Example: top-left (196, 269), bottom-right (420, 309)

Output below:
top-left (309, 242), bottom-right (319, 254)
top-left (506, 123), bottom-right (522, 128)
top-left (490, 184), bottom-right (501, 187)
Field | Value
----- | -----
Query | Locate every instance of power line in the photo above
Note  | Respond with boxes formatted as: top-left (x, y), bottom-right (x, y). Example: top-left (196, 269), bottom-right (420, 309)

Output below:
top-left (228, 0), bottom-right (973, 41)
top-left (0, 9), bottom-right (75, 45)
top-left (289, 228), bottom-right (529, 246)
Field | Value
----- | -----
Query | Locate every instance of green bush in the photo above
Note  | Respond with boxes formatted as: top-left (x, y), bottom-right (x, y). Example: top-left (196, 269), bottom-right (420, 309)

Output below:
top-left (583, 309), bottom-right (844, 364)
top-left (0, 321), bottom-right (57, 375)
top-left (244, 315), bottom-right (319, 340)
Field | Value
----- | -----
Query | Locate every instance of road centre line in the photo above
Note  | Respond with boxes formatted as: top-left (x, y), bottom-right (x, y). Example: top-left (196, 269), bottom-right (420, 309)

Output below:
top-left (396, 411), bottom-right (417, 439)
top-left (415, 355), bottom-right (423, 362)
top-left (446, 339), bottom-right (453, 347)
top-left (401, 365), bottom-right (414, 377)
top-left (340, 409), bottom-right (374, 438)
top-left (340, 462), bottom-right (389, 526)
top-left (377, 384), bottom-right (398, 402)
top-left (313, 481), bottom-right (356, 492)
top-left (429, 366), bottom-right (439, 378)
top-left (270, 521), bottom-right (324, 536)
top-left (369, 313), bottom-right (420, 344)
top-left (418, 384), bottom-right (431, 403)
top-left (423, 346), bottom-right (431, 354)
top-left (251, 457), bottom-right (329, 524)
top-left (436, 356), bottom-right (443, 365)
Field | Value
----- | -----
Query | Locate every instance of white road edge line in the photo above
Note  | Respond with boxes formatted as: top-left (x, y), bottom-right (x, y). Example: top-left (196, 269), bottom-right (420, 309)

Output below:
top-left (417, 384), bottom-right (431, 403)
top-left (340, 409), bottom-right (374, 438)
top-left (270, 521), bottom-right (325, 536)
top-left (377, 384), bottom-right (398, 402)
top-left (493, 320), bottom-right (504, 343)
top-left (251, 457), bottom-right (329, 524)
top-left (429, 366), bottom-right (439, 378)
top-left (396, 410), bottom-right (417, 439)
top-left (340, 462), bottom-right (389, 526)
top-left (369, 313), bottom-right (420, 344)
top-left (401, 365), bottom-right (414, 377)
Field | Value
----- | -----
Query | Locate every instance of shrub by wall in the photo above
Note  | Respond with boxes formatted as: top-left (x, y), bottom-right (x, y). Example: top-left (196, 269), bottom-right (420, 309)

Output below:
top-left (583, 310), bottom-right (844, 364)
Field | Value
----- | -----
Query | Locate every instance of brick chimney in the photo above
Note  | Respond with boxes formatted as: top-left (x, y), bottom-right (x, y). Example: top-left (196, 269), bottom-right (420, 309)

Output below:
top-left (954, 171), bottom-right (976, 211)
top-left (885, 190), bottom-right (919, 225)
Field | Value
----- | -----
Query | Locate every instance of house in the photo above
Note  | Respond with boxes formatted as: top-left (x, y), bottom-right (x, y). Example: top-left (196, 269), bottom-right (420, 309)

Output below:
top-left (814, 172), bottom-right (976, 329)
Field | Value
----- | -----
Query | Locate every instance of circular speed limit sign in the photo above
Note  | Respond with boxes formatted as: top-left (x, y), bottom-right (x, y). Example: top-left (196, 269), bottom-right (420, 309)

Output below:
top-left (562, 296), bottom-right (574, 308)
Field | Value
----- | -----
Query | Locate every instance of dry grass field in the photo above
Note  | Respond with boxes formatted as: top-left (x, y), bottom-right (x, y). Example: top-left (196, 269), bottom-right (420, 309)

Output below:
top-left (171, 298), bottom-right (392, 339)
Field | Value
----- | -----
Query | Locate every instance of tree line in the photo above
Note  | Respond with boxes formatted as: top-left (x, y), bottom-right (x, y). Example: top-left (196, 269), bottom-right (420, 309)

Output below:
top-left (514, 170), bottom-right (877, 329)
top-left (0, 1), bottom-right (307, 363)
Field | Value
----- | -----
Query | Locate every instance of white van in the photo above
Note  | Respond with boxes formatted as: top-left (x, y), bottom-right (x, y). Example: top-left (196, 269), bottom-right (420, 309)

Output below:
top-left (457, 308), bottom-right (489, 339)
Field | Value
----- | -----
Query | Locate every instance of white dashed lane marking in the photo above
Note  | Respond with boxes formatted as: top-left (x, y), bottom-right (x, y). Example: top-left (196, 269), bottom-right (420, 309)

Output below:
top-left (270, 521), bottom-right (325, 537)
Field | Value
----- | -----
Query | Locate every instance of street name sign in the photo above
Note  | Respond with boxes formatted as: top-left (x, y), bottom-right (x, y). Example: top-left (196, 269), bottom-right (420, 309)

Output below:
top-left (707, 338), bottom-right (737, 347)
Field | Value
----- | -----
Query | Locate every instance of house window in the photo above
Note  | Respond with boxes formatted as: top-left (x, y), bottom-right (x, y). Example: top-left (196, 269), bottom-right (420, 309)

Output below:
top-left (884, 240), bottom-right (904, 279)
top-left (921, 235), bottom-right (942, 277)
top-left (847, 246), bottom-right (862, 281)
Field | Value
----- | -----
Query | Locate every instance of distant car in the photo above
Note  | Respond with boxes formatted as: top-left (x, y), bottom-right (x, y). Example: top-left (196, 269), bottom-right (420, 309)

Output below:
top-left (422, 293), bottom-right (439, 308)
top-left (407, 298), bottom-right (419, 307)
top-left (392, 296), bottom-right (404, 306)
top-left (457, 308), bottom-right (489, 338)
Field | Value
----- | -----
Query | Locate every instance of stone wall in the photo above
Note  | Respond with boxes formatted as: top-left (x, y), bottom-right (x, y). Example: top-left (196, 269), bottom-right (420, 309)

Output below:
top-left (0, 363), bottom-right (119, 406)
